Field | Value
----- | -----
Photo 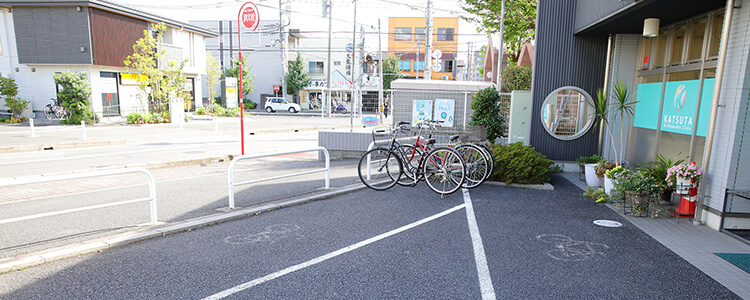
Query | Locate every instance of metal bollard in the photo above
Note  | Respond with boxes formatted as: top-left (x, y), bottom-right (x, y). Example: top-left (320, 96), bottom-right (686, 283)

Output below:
top-left (30, 118), bottom-right (37, 137)
top-left (81, 120), bottom-right (86, 140)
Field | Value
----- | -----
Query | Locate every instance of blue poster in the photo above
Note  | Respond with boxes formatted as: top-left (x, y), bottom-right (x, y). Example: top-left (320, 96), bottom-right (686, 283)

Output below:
top-left (634, 79), bottom-right (714, 137)
top-left (434, 99), bottom-right (455, 127)
top-left (411, 100), bottom-right (433, 126)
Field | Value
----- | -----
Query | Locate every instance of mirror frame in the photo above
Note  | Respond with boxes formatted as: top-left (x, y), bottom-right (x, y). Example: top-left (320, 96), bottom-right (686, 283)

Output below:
top-left (540, 86), bottom-right (596, 141)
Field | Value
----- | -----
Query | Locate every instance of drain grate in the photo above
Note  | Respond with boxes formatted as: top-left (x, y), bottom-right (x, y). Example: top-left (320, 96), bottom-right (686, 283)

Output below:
top-left (593, 220), bottom-right (622, 227)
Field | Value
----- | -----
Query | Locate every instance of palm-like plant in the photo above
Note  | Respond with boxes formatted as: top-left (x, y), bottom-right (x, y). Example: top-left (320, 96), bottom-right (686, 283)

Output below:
top-left (610, 80), bottom-right (637, 165)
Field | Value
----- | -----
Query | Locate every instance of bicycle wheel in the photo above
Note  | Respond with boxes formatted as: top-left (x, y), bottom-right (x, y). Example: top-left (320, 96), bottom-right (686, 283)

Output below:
top-left (358, 148), bottom-right (402, 191)
top-left (43, 105), bottom-right (55, 119)
top-left (422, 147), bottom-right (465, 195)
top-left (54, 106), bottom-right (66, 120)
top-left (477, 143), bottom-right (495, 181)
top-left (455, 144), bottom-right (489, 189)
top-left (396, 144), bottom-right (423, 186)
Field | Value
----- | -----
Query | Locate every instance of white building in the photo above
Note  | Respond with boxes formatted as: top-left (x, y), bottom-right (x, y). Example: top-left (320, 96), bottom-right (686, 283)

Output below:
top-left (0, 0), bottom-right (216, 120)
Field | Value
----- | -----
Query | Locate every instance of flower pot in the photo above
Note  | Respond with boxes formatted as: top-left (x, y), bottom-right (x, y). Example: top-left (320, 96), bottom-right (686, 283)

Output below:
top-left (675, 178), bottom-right (692, 194)
top-left (625, 190), bottom-right (653, 217)
top-left (584, 163), bottom-right (600, 187)
top-left (603, 174), bottom-right (614, 195)
top-left (659, 190), bottom-right (673, 205)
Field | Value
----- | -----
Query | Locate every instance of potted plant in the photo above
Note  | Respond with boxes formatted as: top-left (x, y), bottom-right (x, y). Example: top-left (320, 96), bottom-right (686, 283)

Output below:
top-left (612, 170), bottom-right (661, 217)
top-left (578, 154), bottom-right (603, 187)
top-left (666, 162), bottom-right (702, 194)
top-left (604, 165), bottom-right (626, 195)
top-left (594, 160), bottom-right (616, 188)
top-left (638, 154), bottom-right (685, 204)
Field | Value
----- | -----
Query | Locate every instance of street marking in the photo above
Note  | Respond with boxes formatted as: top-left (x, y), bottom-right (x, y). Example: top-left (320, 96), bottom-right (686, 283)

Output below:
top-left (463, 188), bottom-right (497, 300)
top-left (224, 224), bottom-right (302, 245)
top-left (201, 204), bottom-right (466, 300)
top-left (536, 234), bottom-right (609, 261)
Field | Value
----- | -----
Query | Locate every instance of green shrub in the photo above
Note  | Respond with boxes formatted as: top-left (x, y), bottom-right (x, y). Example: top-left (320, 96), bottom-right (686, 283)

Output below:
top-left (126, 112), bottom-right (144, 124)
top-left (243, 100), bottom-right (257, 109)
top-left (126, 112), bottom-right (168, 124)
top-left (490, 142), bottom-right (555, 184)
top-left (196, 107), bottom-right (207, 115)
top-left (500, 64), bottom-right (532, 93)
top-left (469, 86), bottom-right (505, 142)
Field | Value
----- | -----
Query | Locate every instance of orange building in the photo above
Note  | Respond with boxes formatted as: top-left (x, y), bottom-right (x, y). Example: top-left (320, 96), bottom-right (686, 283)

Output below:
top-left (388, 17), bottom-right (458, 80)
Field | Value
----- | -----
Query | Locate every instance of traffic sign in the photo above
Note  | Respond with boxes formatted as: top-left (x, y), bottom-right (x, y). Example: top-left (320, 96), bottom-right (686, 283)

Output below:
top-left (346, 43), bottom-right (354, 53)
top-left (241, 2), bottom-right (260, 31)
top-left (274, 85), bottom-right (280, 92)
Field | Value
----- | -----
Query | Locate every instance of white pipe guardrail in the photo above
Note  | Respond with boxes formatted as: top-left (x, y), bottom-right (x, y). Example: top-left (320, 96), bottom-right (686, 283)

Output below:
top-left (0, 167), bottom-right (157, 225)
top-left (228, 147), bottom-right (330, 209)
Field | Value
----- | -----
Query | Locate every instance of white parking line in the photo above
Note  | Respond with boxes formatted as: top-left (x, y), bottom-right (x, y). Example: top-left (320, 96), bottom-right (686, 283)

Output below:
top-left (201, 204), bottom-right (467, 300)
top-left (463, 188), bottom-right (497, 300)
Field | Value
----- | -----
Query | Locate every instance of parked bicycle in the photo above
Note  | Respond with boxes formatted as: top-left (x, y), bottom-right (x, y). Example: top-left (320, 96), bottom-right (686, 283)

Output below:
top-left (357, 121), bottom-right (466, 196)
top-left (399, 120), bottom-right (493, 189)
top-left (43, 98), bottom-right (68, 120)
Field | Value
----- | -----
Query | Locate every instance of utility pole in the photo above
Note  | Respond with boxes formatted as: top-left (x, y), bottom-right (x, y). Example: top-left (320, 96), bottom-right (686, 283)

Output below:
top-left (424, 0), bottom-right (433, 80)
top-left (467, 42), bottom-right (472, 81)
top-left (495, 0), bottom-right (505, 87)
top-left (378, 18), bottom-right (383, 121)
top-left (325, 0), bottom-right (332, 118)
top-left (350, 0), bottom-right (357, 132)
top-left (280, 0), bottom-right (288, 100)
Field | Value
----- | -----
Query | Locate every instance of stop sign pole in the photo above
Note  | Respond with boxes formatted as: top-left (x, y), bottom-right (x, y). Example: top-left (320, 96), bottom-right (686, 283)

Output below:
top-left (237, 2), bottom-right (259, 155)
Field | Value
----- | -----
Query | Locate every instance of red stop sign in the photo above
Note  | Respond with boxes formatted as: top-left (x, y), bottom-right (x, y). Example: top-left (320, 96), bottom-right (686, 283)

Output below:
top-left (274, 85), bottom-right (280, 92)
top-left (241, 3), bottom-right (259, 31)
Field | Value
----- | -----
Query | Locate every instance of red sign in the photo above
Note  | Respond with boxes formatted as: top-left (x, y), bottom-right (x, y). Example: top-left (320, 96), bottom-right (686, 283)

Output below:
top-left (241, 3), bottom-right (259, 31)
top-left (274, 85), bottom-right (280, 92)
top-left (106, 93), bottom-right (112, 102)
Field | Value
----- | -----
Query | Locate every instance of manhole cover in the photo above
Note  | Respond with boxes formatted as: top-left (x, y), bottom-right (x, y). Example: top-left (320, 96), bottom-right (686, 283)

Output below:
top-left (593, 220), bottom-right (622, 227)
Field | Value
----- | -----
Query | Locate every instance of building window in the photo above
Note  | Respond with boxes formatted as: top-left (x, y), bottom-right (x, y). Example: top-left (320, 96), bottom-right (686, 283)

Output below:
top-left (669, 25), bottom-right (686, 65)
top-left (395, 27), bottom-right (412, 41)
top-left (399, 60), bottom-right (411, 71)
top-left (708, 13), bottom-right (724, 58)
top-left (416, 60), bottom-right (424, 71)
top-left (308, 61), bottom-right (324, 74)
top-left (334, 61), bottom-right (341, 66)
top-left (442, 60), bottom-right (454, 73)
top-left (687, 19), bottom-right (707, 62)
top-left (414, 28), bottom-right (425, 41)
top-left (437, 28), bottom-right (454, 41)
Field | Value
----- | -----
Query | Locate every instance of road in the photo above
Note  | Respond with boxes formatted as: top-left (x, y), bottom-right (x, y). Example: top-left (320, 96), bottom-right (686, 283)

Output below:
top-left (0, 177), bottom-right (738, 299)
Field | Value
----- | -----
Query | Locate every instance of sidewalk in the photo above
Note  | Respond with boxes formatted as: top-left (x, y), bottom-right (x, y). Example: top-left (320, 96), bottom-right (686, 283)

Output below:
top-left (560, 172), bottom-right (750, 298)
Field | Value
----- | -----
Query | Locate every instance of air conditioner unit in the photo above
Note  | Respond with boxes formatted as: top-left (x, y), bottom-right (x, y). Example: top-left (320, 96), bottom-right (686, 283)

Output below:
top-left (441, 75), bottom-right (449, 80)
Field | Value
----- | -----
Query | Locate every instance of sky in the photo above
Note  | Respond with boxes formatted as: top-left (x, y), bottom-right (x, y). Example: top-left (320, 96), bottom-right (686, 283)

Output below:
top-left (114, 0), bottom-right (490, 62)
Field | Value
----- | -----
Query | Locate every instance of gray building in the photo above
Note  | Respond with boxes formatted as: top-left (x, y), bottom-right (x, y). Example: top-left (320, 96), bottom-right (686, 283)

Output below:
top-left (532, 0), bottom-right (748, 232)
top-left (190, 20), bottom-right (285, 106)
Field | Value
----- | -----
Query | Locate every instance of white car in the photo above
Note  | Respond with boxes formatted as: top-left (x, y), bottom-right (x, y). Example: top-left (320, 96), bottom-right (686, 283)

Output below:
top-left (265, 97), bottom-right (301, 113)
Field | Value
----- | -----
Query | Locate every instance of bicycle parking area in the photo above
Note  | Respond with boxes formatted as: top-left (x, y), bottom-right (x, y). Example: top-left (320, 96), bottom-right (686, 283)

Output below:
top-left (0, 175), bottom-right (737, 299)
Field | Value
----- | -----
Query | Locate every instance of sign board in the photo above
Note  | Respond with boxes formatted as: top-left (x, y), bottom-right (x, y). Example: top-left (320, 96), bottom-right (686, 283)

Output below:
top-left (633, 78), bottom-right (714, 137)
top-left (274, 85), bottom-right (280, 92)
top-left (411, 100), bottom-right (433, 126)
top-left (361, 116), bottom-right (380, 127)
top-left (120, 73), bottom-right (148, 85)
top-left (225, 77), bottom-right (238, 109)
top-left (241, 2), bottom-right (260, 31)
top-left (434, 99), bottom-right (455, 127)
top-left (346, 43), bottom-right (354, 53)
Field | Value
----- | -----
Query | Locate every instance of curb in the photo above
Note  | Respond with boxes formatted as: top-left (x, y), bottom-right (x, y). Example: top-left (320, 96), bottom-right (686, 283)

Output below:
top-left (0, 139), bottom-right (126, 154)
top-left (0, 182), bottom-right (368, 274)
top-left (484, 181), bottom-right (555, 191)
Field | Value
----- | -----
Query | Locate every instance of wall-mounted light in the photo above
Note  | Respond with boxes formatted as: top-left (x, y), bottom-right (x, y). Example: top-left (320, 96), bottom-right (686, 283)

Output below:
top-left (14, 67), bottom-right (18, 72)
top-left (643, 18), bottom-right (660, 37)
top-left (31, 67), bottom-right (35, 72)
top-left (80, 46), bottom-right (86, 52)
top-left (77, 6), bottom-right (82, 12)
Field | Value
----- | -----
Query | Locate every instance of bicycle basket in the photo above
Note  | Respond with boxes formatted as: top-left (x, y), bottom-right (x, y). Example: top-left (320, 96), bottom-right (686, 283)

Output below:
top-left (371, 126), bottom-right (394, 149)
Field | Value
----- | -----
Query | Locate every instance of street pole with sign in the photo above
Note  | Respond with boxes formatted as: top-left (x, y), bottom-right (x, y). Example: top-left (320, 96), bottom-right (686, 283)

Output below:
top-left (237, 2), bottom-right (259, 155)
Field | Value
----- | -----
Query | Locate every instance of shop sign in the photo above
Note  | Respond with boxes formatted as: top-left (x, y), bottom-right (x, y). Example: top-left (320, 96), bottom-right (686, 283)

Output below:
top-left (121, 73), bottom-right (148, 85)
top-left (361, 116), bottom-right (380, 126)
top-left (434, 99), bottom-right (455, 127)
top-left (633, 79), bottom-right (714, 137)
top-left (411, 100), bottom-right (433, 126)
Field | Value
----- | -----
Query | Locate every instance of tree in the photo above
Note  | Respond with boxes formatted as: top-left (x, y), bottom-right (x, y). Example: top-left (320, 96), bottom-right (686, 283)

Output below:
top-left (477, 45), bottom-right (487, 77)
top-left (0, 74), bottom-right (28, 122)
top-left (460, 0), bottom-right (536, 63)
top-left (469, 86), bottom-right (505, 142)
top-left (54, 71), bottom-right (96, 124)
top-left (286, 54), bottom-right (311, 96)
top-left (124, 22), bottom-right (189, 115)
top-left (500, 65), bottom-right (532, 92)
top-left (205, 52), bottom-right (220, 109)
top-left (223, 54), bottom-right (255, 99)
top-left (382, 55), bottom-right (403, 90)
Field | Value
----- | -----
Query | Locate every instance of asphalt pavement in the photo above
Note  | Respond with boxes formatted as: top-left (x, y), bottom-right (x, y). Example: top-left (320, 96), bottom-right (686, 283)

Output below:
top-left (0, 113), bottom-right (749, 299)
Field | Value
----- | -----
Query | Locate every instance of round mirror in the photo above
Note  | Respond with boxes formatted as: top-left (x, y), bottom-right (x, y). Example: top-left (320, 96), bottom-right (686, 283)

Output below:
top-left (540, 86), bottom-right (596, 140)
